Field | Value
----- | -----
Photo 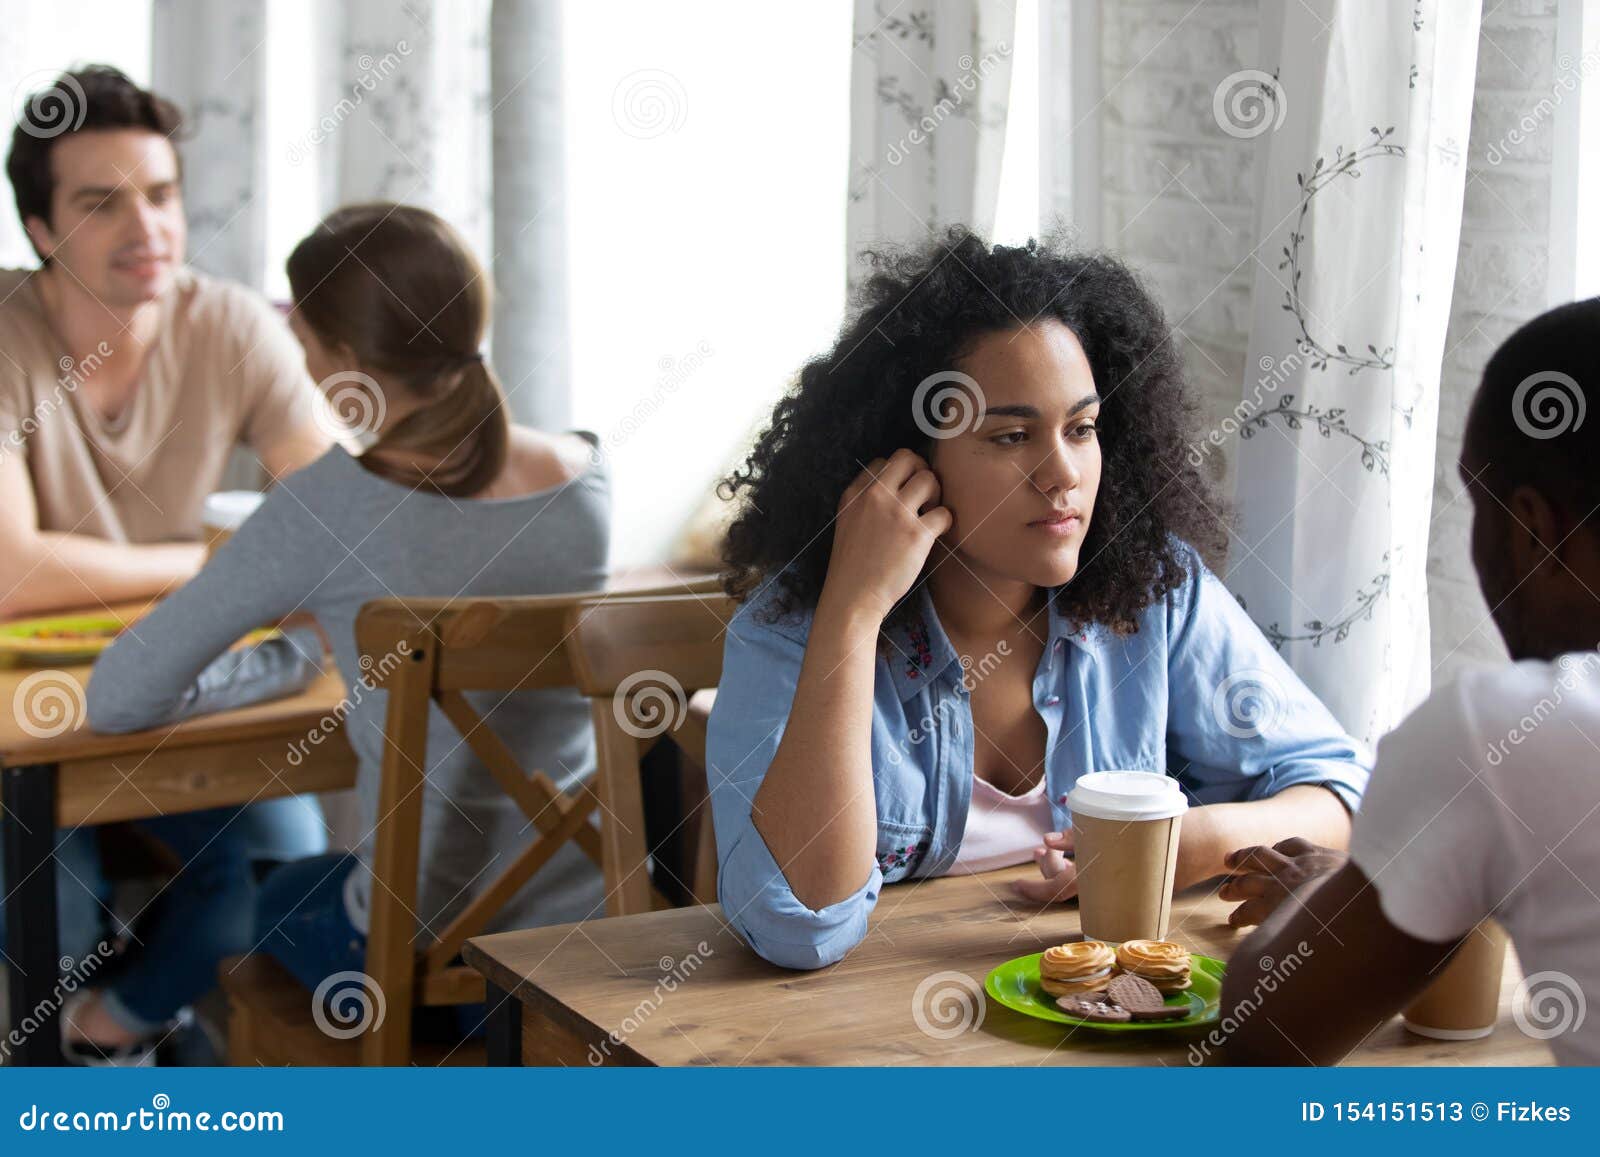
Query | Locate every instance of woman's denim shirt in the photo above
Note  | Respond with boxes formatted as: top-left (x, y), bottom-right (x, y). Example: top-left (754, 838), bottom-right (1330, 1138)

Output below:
top-left (706, 547), bottom-right (1372, 970)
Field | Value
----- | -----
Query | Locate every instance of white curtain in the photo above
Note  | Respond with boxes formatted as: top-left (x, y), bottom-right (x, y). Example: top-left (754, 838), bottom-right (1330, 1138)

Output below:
top-left (152, 0), bottom-right (566, 427)
top-left (846, 0), bottom-right (1016, 290)
top-left (1227, 0), bottom-right (1480, 744)
top-left (152, 0), bottom-right (269, 289)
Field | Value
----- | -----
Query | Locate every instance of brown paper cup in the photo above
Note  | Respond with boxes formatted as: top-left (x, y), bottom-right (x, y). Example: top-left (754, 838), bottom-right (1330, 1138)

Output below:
top-left (1402, 920), bottom-right (1508, 1040)
top-left (1067, 771), bottom-right (1188, 943)
top-left (203, 525), bottom-right (233, 559)
top-left (201, 491), bottom-right (263, 560)
top-left (1072, 812), bottom-right (1183, 942)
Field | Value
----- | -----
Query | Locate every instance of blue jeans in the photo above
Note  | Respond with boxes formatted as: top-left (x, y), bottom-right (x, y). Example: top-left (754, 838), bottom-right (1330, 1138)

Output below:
top-left (254, 852), bottom-right (367, 990)
top-left (1, 795), bottom-right (327, 1032)
top-left (256, 853), bottom-right (483, 1041)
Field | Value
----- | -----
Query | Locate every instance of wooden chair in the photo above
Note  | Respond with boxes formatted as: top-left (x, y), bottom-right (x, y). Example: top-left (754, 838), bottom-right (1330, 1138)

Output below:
top-left (564, 591), bottom-right (734, 916)
top-left (221, 578), bottom-right (721, 1065)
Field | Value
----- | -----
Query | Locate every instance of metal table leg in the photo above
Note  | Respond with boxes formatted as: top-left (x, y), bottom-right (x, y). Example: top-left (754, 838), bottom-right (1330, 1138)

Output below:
top-left (484, 980), bottom-right (523, 1066)
top-left (2, 763), bottom-right (63, 1067)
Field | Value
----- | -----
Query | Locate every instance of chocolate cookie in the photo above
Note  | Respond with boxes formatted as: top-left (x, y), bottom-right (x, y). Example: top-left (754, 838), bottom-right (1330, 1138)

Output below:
top-left (1126, 1002), bottom-right (1190, 1022)
top-left (1055, 995), bottom-right (1131, 1023)
top-left (1105, 973), bottom-right (1189, 1021)
top-left (1106, 973), bottom-right (1165, 1012)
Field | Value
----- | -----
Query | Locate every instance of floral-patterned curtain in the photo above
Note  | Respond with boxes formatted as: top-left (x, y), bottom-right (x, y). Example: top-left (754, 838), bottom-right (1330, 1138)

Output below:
top-left (331, 0), bottom-right (491, 259)
top-left (1225, 0), bottom-right (1481, 744)
top-left (846, 0), bottom-right (1016, 291)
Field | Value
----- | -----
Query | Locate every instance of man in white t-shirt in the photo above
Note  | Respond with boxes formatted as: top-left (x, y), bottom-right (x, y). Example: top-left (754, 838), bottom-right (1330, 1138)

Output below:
top-left (1217, 297), bottom-right (1600, 1066)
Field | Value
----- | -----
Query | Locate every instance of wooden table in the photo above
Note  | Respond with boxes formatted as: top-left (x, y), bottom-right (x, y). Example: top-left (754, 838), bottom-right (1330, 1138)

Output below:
top-left (1, 652), bottom-right (357, 1066)
top-left (464, 865), bottom-right (1553, 1067)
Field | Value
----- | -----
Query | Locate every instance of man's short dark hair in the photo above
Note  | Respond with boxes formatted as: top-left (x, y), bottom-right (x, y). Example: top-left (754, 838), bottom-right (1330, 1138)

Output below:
top-left (1467, 296), bottom-right (1600, 521)
top-left (6, 65), bottom-right (184, 255)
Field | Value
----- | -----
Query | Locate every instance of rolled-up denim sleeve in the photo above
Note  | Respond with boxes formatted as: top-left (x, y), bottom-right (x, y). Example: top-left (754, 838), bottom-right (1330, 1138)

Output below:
top-left (1164, 551), bottom-right (1373, 812)
top-left (707, 606), bottom-right (881, 970)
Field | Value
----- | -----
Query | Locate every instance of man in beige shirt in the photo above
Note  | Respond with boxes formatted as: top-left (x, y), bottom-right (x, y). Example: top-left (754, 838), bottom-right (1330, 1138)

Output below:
top-left (0, 66), bottom-right (331, 1061)
top-left (0, 67), bottom-right (330, 618)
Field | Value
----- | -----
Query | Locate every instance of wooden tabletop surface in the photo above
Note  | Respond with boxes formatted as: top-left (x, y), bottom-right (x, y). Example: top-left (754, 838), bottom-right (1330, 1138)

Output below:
top-left (0, 597), bottom-right (357, 772)
top-left (0, 662), bottom-right (357, 767)
top-left (465, 865), bottom-right (1553, 1067)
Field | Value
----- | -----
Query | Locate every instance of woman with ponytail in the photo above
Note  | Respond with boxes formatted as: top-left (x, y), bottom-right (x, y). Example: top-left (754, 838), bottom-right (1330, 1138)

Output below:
top-left (88, 203), bottom-right (610, 1036)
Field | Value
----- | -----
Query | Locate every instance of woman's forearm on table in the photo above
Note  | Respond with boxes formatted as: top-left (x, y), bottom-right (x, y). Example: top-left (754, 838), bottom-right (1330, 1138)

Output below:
top-left (750, 589), bottom-right (883, 911)
top-left (1176, 784), bottom-right (1351, 888)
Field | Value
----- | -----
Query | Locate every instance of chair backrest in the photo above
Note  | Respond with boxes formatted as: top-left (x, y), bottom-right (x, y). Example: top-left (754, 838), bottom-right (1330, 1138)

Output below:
top-left (349, 578), bottom-right (722, 1064)
top-left (563, 591), bottom-right (735, 916)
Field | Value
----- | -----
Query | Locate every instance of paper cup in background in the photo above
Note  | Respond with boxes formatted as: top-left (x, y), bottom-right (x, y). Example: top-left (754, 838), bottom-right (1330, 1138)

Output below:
top-left (1068, 771), bottom-right (1188, 942)
top-left (1402, 919), bottom-right (1509, 1040)
top-left (201, 490), bottom-right (265, 558)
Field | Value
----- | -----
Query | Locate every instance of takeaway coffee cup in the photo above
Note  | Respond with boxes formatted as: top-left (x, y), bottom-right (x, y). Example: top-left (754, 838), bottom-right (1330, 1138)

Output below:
top-left (201, 490), bottom-right (264, 557)
top-left (1068, 771), bottom-right (1188, 942)
top-left (1402, 919), bottom-right (1509, 1040)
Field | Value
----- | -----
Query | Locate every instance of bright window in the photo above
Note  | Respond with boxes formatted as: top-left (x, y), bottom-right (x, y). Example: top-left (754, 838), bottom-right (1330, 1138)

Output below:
top-left (0, 1), bottom-right (153, 266)
top-left (563, 0), bottom-right (852, 567)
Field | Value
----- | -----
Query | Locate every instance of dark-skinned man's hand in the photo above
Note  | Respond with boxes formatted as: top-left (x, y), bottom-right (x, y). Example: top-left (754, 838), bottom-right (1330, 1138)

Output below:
top-left (1218, 836), bottom-right (1347, 927)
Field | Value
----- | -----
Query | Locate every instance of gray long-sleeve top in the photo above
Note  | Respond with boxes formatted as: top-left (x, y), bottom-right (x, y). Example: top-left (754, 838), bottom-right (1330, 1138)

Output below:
top-left (88, 439), bottom-right (611, 940)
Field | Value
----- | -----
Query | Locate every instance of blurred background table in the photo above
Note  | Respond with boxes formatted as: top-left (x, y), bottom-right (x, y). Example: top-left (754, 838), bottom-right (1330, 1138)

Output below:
top-left (1, 602), bottom-right (358, 1067)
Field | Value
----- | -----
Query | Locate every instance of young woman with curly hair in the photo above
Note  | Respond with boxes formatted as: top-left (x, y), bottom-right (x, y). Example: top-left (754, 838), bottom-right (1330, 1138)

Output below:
top-left (707, 229), bottom-right (1370, 970)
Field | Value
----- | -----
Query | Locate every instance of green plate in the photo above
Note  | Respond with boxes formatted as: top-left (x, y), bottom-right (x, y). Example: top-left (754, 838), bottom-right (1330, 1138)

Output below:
top-left (0, 614), bottom-right (278, 668)
top-left (0, 614), bottom-right (128, 666)
top-left (985, 949), bottom-right (1226, 1031)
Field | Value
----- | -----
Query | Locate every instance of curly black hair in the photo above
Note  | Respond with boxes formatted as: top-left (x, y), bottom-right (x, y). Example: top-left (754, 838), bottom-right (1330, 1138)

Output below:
top-left (720, 227), bottom-right (1229, 636)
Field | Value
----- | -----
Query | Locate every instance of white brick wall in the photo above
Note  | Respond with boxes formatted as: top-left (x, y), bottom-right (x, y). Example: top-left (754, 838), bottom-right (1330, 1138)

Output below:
top-left (1096, 0), bottom-right (1557, 678)
top-left (1099, 0), bottom-right (1259, 496)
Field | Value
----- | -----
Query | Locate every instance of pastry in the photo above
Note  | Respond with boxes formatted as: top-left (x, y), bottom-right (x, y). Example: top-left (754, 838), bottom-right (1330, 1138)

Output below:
top-left (1038, 940), bottom-right (1117, 997)
top-left (1114, 939), bottom-right (1192, 992)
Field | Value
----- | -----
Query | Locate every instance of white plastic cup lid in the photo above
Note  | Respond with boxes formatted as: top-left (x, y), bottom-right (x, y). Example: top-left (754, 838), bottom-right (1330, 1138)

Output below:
top-left (201, 490), bottom-right (265, 531)
top-left (1066, 770), bottom-right (1188, 822)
